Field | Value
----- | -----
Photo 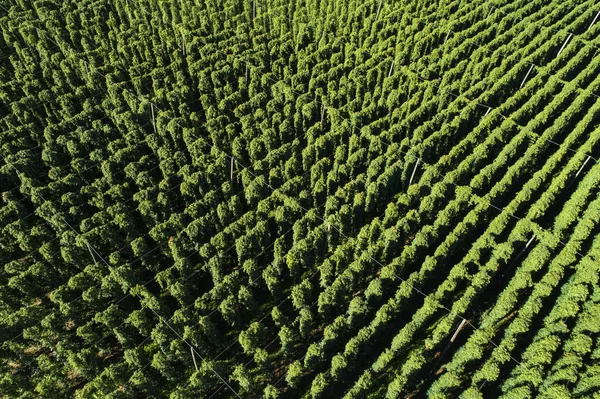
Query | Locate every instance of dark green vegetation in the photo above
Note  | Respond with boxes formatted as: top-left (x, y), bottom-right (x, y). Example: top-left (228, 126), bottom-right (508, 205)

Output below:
top-left (1, 0), bottom-right (600, 397)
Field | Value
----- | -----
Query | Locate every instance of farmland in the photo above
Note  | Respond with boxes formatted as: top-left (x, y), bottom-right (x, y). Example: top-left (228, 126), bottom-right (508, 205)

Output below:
top-left (1, 0), bottom-right (600, 398)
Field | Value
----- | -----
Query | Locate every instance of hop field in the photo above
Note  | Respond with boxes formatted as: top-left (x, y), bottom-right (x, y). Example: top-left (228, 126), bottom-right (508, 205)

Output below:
top-left (1, 0), bottom-right (600, 398)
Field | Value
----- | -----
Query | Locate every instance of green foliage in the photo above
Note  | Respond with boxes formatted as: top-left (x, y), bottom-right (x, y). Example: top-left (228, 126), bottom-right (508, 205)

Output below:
top-left (0, 0), bottom-right (599, 398)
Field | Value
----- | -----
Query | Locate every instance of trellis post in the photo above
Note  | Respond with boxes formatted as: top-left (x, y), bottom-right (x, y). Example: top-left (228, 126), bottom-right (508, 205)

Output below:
top-left (519, 64), bottom-right (535, 89)
top-left (443, 30), bottom-right (451, 44)
top-left (557, 33), bottom-right (573, 57)
top-left (151, 103), bottom-right (157, 134)
top-left (376, 0), bottom-right (382, 20)
top-left (450, 319), bottom-right (467, 343)
top-left (191, 346), bottom-right (199, 371)
top-left (86, 242), bottom-right (98, 266)
top-left (408, 158), bottom-right (421, 186)
top-left (575, 155), bottom-right (592, 178)
top-left (525, 235), bottom-right (536, 249)
top-left (588, 10), bottom-right (600, 31)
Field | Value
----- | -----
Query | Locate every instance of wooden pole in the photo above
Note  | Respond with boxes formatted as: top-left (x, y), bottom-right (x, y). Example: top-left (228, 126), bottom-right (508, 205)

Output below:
top-left (388, 60), bottom-right (394, 78)
top-left (253, 1), bottom-right (256, 19)
top-left (486, 6), bottom-right (495, 18)
top-left (588, 10), bottom-right (600, 31)
top-left (376, 0), bottom-right (382, 20)
top-left (557, 33), bottom-right (573, 57)
top-left (191, 346), bottom-right (199, 371)
top-left (151, 103), bottom-right (157, 134)
top-left (443, 30), bottom-right (451, 44)
top-left (575, 155), bottom-right (592, 178)
top-left (230, 156), bottom-right (234, 181)
top-left (430, 318), bottom-right (468, 374)
top-left (525, 235), bottom-right (536, 249)
top-left (320, 103), bottom-right (326, 127)
top-left (484, 106), bottom-right (492, 116)
top-left (450, 319), bottom-right (467, 343)
top-left (408, 158), bottom-right (420, 186)
top-left (519, 64), bottom-right (535, 89)
top-left (86, 242), bottom-right (98, 266)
